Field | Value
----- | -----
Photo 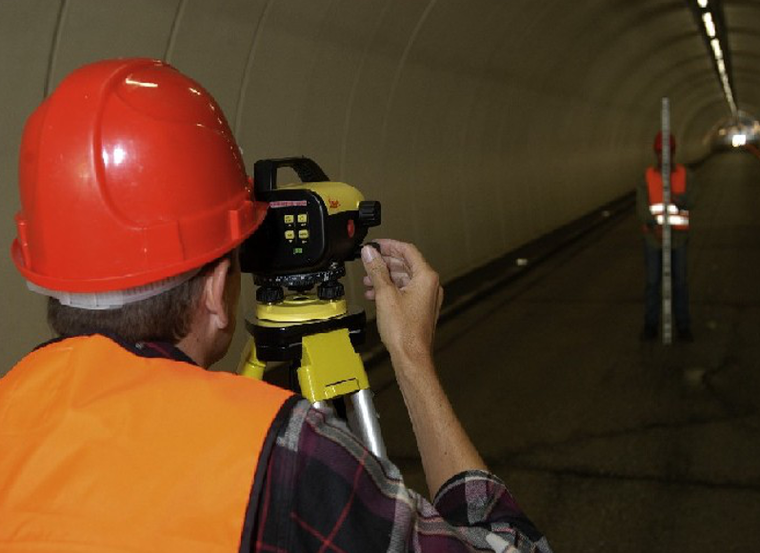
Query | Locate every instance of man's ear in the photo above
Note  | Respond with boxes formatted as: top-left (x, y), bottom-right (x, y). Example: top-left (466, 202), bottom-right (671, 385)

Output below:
top-left (202, 257), bottom-right (232, 329)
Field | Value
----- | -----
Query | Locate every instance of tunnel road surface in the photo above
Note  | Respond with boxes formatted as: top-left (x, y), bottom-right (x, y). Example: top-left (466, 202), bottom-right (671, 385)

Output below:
top-left (369, 151), bottom-right (760, 553)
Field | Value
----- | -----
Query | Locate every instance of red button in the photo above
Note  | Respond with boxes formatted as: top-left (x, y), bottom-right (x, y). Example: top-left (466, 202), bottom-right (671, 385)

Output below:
top-left (347, 219), bottom-right (355, 237)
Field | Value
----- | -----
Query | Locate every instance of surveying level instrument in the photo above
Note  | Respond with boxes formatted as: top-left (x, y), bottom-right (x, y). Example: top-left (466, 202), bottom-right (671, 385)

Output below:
top-left (237, 157), bottom-right (387, 459)
top-left (661, 98), bottom-right (673, 345)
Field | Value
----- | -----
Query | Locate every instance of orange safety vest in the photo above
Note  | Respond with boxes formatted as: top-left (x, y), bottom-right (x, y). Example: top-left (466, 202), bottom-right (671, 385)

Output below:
top-left (0, 335), bottom-right (294, 553)
top-left (645, 164), bottom-right (689, 230)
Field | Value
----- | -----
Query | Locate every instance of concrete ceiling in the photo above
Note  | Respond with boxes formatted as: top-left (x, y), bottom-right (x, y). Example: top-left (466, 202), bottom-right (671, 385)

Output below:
top-left (726, 0), bottom-right (760, 117)
top-left (1, 0), bottom-right (756, 371)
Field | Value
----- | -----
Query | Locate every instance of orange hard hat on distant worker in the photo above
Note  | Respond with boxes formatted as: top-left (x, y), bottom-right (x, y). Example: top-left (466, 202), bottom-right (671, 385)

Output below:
top-left (11, 58), bottom-right (267, 308)
top-left (654, 131), bottom-right (676, 153)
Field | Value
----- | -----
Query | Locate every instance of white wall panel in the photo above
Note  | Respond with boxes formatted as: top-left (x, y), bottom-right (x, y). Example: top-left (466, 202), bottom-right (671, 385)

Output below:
top-left (164, 0), bottom-right (271, 119)
top-left (47, 0), bottom-right (179, 89)
top-left (0, 0), bottom-right (64, 362)
top-left (1, 0), bottom-right (753, 373)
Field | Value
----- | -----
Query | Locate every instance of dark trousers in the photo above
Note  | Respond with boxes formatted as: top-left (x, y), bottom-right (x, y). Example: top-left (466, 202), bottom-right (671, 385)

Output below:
top-left (644, 240), bottom-right (691, 331)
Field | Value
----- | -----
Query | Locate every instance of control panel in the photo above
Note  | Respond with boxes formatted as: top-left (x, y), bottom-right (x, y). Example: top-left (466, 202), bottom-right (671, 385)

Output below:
top-left (239, 157), bottom-right (381, 283)
top-left (241, 189), bottom-right (327, 275)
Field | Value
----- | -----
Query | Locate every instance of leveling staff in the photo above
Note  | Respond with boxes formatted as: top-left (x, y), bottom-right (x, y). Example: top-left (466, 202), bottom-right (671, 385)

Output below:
top-left (1, 59), bottom-right (551, 553)
top-left (637, 131), bottom-right (694, 342)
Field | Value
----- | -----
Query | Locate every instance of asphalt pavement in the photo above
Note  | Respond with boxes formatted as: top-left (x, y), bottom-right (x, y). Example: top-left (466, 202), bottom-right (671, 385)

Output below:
top-left (368, 150), bottom-right (760, 552)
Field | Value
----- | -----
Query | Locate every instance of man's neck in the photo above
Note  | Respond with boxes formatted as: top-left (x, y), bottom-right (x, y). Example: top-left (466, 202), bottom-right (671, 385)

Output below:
top-left (176, 331), bottom-right (210, 368)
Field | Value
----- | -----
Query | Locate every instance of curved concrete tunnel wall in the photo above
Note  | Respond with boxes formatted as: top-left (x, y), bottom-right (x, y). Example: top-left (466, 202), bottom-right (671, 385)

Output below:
top-left (1, 0), bottom-right (754, 374)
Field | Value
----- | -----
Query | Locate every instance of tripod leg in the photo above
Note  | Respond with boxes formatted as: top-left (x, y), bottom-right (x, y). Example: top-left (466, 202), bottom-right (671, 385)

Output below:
top-left (312, 401), bottom-right (336, 416)
top-left (299, 329), bottom-right (368, 401)
top-left (350, 389), bottom-right (387, 460)
top-left (237, 338), bottom-right (266, 379)
top-left (299, 329), bottom-right (387, 458)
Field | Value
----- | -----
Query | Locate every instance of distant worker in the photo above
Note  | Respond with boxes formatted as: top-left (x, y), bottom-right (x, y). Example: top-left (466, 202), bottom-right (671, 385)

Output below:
top-left (637, 131), bottom-right (694, 342)
top-left (0, 59), bottom-right (551, 552)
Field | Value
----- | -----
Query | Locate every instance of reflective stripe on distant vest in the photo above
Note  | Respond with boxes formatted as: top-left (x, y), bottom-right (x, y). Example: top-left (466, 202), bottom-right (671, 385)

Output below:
top-left (645, 164), bottom-right (689, 230)
top-left (0, 335), bottom-right (294, 553)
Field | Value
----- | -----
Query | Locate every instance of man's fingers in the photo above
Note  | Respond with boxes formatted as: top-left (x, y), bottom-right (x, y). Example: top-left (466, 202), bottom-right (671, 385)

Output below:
top-left (363, 272), bottom-right (410, 291)
top-left (373, 239), bottom-right (431, 278)
top-left (361, 245), bottom-right (394, 291)
top-left (363, 240), bottom-right (439, 297)
top-left (390, 272), bottom-right (411, 288)
top-left (382, 256), bottom-right (408, 273)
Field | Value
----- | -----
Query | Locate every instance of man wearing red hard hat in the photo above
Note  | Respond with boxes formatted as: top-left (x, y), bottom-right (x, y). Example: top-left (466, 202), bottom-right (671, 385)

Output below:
top-left (1, 59), bottom-right (551, 552)
top-left (636, 131), bottom-right (694, 342)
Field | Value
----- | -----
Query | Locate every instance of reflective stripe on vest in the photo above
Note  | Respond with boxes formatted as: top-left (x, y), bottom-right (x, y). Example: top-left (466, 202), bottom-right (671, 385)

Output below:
top-left (648, 203), bottom-right (690, 226)
top-left (645, 164), bottom-right (689, 230)
top-left (0, 335), bottom-right (294, 553)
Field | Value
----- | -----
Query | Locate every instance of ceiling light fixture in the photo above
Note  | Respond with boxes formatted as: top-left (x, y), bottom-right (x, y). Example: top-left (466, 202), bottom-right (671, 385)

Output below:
top-left (702, 12), bottom-right (716, 37)
top-left (710, 38), bottom-right (723, 59)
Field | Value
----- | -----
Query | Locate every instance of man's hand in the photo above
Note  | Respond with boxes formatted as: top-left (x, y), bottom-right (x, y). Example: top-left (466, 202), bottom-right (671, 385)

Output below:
top-left (361, 239), bottom-right (443, 363)
top-left (361, 239), bottom-right (486, 498)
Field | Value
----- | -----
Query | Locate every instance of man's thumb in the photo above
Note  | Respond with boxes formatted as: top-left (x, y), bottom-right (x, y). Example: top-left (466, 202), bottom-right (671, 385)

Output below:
top-left (361, 245), bottom-right (392, 289)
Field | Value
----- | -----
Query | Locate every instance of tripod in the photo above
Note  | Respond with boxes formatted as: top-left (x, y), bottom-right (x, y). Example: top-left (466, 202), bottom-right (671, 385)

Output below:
top-left (238, 279), bottom-right (387, 459)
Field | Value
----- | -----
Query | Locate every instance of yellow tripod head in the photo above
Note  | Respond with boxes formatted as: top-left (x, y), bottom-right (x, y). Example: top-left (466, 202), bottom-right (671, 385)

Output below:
top-left (237, 157), bottom-right (379, 404)
top-left (237, 157), bottom-right (388, 459)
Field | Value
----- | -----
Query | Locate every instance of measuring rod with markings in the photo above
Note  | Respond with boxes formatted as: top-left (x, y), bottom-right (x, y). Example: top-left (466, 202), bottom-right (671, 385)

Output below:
top-left (661, 98), bottom-right (673, 345)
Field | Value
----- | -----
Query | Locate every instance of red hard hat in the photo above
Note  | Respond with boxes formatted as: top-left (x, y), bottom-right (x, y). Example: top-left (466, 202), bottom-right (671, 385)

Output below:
top-left (654, 131), bottom-right (676, 153)
top-left (12, 58), bottom-right (267, 295)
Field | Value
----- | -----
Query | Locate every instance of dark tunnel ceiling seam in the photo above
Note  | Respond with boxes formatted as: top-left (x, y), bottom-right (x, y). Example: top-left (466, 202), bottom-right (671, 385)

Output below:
top-left (338, 0), bottom-right (394, 179)
top-left (379, 0), bottom-right (437, 162)
top-left (163, 0), bottom-right (187, 64)
top-left (44, 0), bottom-right (69, 96)
top-left (682, 99), bottom-right (735, 141)
top-left (600, 34), bottom-right (705, 108)
top-left (454, 1), bottom-right (515, 258)
top-left (233, 0), bottom-right (276, 138)
top-left (626, 54), bottom-right (713, 108)
top-left (295, 1), bottom-right (338, 158)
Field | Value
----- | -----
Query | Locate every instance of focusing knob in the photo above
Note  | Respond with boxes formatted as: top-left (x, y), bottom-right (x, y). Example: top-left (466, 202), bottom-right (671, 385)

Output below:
top-left (257, 285), bottom-right (284, 304)
top-left (318, 280), bottom-right (345, 300)
top-left (358, 201), bottom-right (381, 227)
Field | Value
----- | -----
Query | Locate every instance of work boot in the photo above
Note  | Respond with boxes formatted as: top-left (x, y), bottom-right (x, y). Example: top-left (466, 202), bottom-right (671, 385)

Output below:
top-left (640, 325), bottom-right (657, 341)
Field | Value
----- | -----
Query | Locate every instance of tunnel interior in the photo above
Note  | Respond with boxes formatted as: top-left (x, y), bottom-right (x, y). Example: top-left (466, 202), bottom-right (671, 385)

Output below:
top-left (3, 0), bottom-right (759, 371)
top-left (1, 1), bottom-right (760, 551)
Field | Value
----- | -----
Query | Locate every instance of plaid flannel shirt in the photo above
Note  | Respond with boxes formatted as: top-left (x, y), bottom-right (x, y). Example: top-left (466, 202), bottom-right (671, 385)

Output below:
top-left (127, 338), bottom-right (552, 552)
top-left (253, 399), bottom-right (552, 552)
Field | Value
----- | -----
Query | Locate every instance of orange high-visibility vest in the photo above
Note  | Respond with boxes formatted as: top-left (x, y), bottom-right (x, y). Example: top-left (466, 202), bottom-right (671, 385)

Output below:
top-left (0, 335), bottom-right (294, 553)
top-left (645, 164), bottom-right (689, 230)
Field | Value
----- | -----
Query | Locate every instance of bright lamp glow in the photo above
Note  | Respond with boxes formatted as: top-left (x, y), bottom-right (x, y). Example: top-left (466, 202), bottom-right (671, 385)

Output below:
top-left (698, 0), bottom-right (708, 7)
top-left (702, 13), bottom-right (716, 37)
top-left (711, 38), bottom-right (722, 59)
top-left (732, 134), bottom-right (747, 147)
